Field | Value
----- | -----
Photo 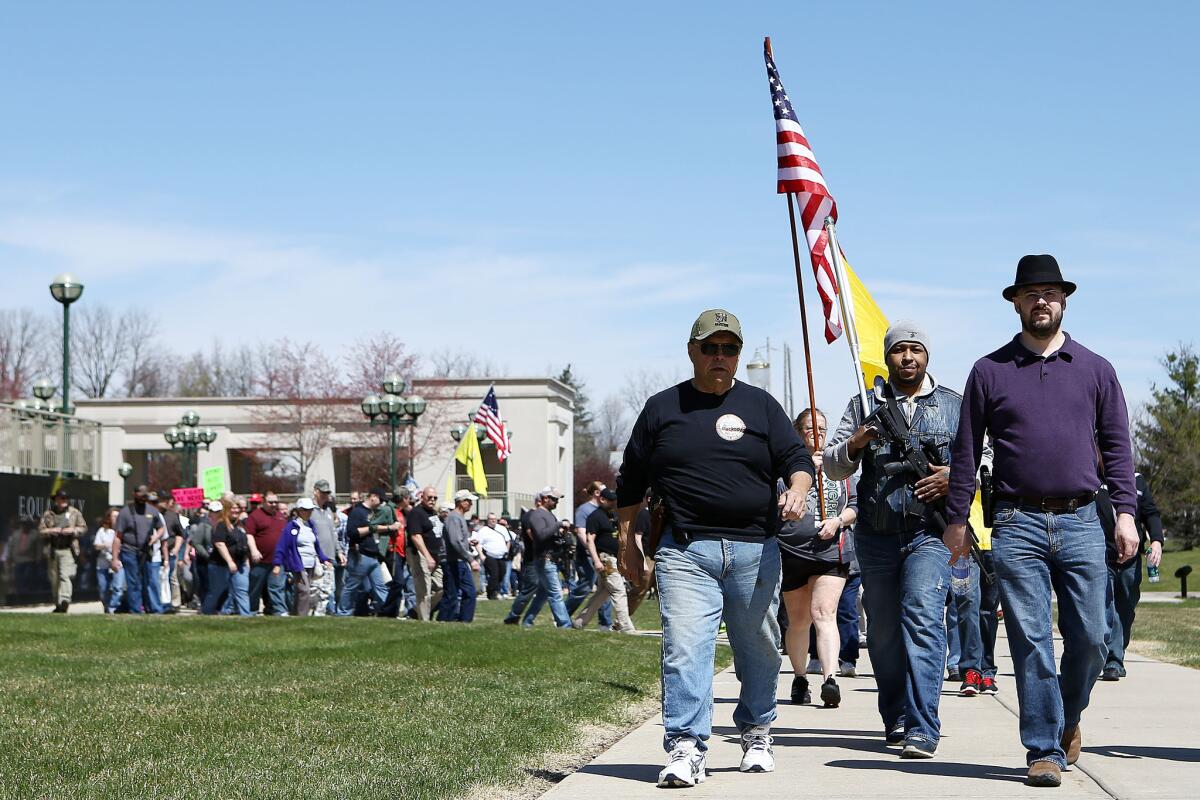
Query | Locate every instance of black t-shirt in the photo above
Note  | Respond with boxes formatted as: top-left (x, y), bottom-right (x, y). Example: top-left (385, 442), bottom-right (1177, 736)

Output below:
top-left (212, 522), bottom-right (249, 566)
top-left (586, 507), bottom-right (619, 557)
top-left (615, 380), bottom-right (814, 541)
top-left (633, 507), bottom-right (651, 537)
top-left (346, 503), bottom-right (381, 558)
top-left (405, 505), bottom-right (442, 560)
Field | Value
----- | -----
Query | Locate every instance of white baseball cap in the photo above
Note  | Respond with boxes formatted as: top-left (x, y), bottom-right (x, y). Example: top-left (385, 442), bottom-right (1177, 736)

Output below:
top-left (295, 497), bottom-right (316, 511)
top-left (208, 501), bottom-right (222, 512)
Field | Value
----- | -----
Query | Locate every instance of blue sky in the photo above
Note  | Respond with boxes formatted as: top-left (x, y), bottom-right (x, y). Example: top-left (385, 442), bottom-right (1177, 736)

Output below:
top-left (1, 2), bottom-right (1195, 418)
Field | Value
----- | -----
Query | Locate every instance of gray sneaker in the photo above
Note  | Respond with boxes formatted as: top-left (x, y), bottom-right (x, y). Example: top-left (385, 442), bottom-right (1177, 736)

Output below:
top-left (739, 726), bottom-right (775, 773)
top-left (658, 737), bottom-right (706, 787)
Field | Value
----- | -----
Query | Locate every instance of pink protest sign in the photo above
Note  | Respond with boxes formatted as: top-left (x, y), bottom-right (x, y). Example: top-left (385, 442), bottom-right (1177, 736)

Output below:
top-left (172, 487), bottom-right (205, 509)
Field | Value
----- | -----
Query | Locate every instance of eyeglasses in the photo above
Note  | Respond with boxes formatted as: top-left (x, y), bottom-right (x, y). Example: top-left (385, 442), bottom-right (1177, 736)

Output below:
top-left (698, 342), bottom-right (741, 357)
top-left (1019, 288), bottom-right (1064, 303)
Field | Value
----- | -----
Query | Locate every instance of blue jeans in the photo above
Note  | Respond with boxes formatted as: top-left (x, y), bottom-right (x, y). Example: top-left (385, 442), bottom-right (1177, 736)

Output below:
top-left (992, 501), bottom-right (1108, 768)
top-left (96, 566), bottom-right (119, 611)
top-left (143, 560), bottom-right (166, 614)
top-left (501, 560), bottom-right (513, 595)
top-left (329, 562), bottom-right (346, 615)
top-left (249, 563), bottom-right (287, 616)
top-left (566, 553), bottom-right (613, 627)
top-left (509, 558), bottom-right (572, 627)
top-left (1104, 553), bottom-right (1141, 670)
top-left (118, 551), bottom-right (143, 613)
top-left (946, 558), bottom-right (983, 673)
top-left (227, 563), bottom-right (251, 615)
top-left (438, 558), bottom-right (478, 622)
top-left (979, 550), bottom-right (1001, 679)
top-left (856, 528), bottom-right (950, 748)
top-left (203, 562), bottom-right (229, 615)
top-left (336, 552), bottom-right (388, 615)
top-left (838, 572), bottom-right (862, 665)
top-left (655, 531), bottom-right (781, 752)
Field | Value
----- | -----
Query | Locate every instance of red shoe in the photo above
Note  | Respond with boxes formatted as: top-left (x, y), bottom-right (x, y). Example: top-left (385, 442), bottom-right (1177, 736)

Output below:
top-left (980, 676), bottom-right (998, 695)
top-left (959, 668), bottom-right (983, 696)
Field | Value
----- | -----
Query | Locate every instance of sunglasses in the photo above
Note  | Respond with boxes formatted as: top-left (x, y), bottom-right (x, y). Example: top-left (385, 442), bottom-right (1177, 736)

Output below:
top-left (698, 342), bottom-right (741, 357)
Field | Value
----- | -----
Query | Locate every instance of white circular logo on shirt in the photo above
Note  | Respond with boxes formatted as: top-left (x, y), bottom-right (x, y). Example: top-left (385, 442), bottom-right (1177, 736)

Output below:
top-left (715, 414), bottom-right (747, 441)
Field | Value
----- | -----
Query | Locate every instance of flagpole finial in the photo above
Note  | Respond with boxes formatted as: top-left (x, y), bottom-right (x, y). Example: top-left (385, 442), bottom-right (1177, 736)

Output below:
top-left (764, 37), bottom-right (773, 56)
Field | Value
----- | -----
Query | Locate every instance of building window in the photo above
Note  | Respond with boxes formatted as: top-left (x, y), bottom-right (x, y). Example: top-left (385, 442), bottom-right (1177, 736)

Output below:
top-left (229, 449), bottom-right (303, 495)
top-left (122, 450), bottom-right (185, 492)
top-left (331, 447), bottom-right (388, 494)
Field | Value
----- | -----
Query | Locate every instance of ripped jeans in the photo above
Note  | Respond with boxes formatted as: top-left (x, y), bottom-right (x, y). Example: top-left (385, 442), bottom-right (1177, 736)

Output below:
top-left (856, 528), bottom-right (951, 748)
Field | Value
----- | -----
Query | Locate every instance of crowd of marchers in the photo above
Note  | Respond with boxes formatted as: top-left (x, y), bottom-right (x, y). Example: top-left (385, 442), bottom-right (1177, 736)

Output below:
top-left (40, 479), bottom-right (655, 632)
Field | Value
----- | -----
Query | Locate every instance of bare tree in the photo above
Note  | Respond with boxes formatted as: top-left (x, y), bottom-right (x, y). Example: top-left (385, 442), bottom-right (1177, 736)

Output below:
top-left (344, 332), bottom-right (420, 396)
top-left (428, 348), bottom-right (503, 379)
top-left (71, 306), bottom-right (128, 398)
top-left (593, 394), bottom-right (630, 454)
top-left (121, 310), bottom-right (175, 397)
top-left (0, 308), bottom-right (50, 400)
top-left (621, 368), bottom-right (685, 419)
top-left (248, 339), bottom-right (350, 487)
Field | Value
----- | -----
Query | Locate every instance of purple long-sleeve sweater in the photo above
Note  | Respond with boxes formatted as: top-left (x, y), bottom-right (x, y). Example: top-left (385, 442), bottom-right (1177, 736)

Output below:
top-left (947, 333), bottom-right (1135, 524)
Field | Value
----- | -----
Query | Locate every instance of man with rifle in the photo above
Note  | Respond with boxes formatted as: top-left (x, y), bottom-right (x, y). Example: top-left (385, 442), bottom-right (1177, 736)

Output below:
top-left (824, 321), bottom-right (969, 760)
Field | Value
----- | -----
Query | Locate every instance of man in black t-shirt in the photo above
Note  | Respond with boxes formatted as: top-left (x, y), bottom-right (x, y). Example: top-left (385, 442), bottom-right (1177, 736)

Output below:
top-left (572, 489), bottom-right (634, 632)
top-left (616, 309), bottom-right (814, 787)
top-left (405, 487), bottom-right (444, 621)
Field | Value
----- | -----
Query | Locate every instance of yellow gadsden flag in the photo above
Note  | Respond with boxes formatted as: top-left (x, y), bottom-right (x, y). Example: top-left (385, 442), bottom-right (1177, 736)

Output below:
top-left (455, 424), bottom-right (489, 497)
top-left (842, 256), bottom-right (889, 386)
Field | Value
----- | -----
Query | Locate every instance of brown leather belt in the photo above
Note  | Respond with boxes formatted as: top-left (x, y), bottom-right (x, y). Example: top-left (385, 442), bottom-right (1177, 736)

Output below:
top-left (996, 493), bottom-right (1095, 513)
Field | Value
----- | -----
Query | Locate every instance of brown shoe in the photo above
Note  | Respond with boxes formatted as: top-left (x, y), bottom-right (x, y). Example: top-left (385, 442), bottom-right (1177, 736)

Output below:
top-left (1027, 761), bottom-right (1062, 787)
top-left (1061, 724), bottom-right (1081, 765)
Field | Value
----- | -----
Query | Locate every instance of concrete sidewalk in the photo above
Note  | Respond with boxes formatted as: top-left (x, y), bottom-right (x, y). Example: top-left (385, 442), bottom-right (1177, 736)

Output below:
top-left (543, 635), bottom-right (1199, 799)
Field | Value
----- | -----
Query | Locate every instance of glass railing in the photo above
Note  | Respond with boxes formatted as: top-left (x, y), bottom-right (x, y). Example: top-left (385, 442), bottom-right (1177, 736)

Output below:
top-left (0, 403), bottom-right (103, 479)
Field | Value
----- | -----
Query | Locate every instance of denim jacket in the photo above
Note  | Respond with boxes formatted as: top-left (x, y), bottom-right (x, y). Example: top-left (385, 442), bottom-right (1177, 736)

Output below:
top-left (824, 375), bottom-right (964, 534)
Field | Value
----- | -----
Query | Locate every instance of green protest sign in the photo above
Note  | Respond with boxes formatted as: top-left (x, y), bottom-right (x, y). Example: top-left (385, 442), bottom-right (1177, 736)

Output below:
top-left (203, 467), bottom-right (226, 501)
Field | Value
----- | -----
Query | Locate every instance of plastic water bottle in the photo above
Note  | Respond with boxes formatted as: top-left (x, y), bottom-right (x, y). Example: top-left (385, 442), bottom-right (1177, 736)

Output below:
top-left (1148, 564), bottom-right (1161, 583)
top-left (950, 556), bottom-right (973, 596)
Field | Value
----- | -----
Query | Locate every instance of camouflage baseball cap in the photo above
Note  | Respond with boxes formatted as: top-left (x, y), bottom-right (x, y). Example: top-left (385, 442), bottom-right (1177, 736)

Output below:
top-left (689, 309), bottom-right (743, 342)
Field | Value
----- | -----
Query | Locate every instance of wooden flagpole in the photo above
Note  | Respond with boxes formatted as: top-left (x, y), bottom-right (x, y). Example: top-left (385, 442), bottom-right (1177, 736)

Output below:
top-left (768, 35), bottom-right (825, 519)
top-left (786, 191), bottom-right (826, 520)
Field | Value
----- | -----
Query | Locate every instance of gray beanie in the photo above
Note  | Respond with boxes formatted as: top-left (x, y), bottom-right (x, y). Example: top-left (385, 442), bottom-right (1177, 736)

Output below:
top-left (883, 320), bottom-right (931, 356)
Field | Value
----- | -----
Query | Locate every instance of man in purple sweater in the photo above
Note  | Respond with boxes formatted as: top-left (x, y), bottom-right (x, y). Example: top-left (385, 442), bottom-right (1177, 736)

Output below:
top-left (944, 254), bottom-right (1139, 788)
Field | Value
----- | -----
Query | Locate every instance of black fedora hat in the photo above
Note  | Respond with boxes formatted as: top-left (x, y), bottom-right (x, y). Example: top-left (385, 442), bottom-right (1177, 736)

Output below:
top-left (1003, 254), bottom-right (1077, 301)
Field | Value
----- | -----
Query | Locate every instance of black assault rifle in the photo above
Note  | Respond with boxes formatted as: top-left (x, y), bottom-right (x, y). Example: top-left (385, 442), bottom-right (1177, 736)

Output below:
top-left (861, 377), bottom-right (995, 585)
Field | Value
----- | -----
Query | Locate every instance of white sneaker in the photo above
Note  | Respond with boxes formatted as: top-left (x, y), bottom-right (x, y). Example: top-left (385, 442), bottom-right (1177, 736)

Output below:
top-left (739, 725), bottom-right (775, 773)
top-left (658, 737), bottom-right (706, 787)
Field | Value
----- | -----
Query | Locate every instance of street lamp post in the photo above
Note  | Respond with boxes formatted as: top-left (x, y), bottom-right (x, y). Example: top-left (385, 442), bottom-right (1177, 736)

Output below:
top-left (360, 374), bottom-right (426, 492)
top-left (164, 411), bottom-right (216, 487)
top-left (48, 274), bottom-right (84, 416)
top-left (118, 461), bottom-right (133, 502)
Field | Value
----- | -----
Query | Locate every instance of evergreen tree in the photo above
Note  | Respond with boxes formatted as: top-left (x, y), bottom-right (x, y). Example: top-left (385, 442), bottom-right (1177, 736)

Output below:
top-left (1135, 345), bottom-right (1200, 548)
top-left (557, 365), bottom-right (615, 494)
top-left (558, 364), bottom-right (597, 461)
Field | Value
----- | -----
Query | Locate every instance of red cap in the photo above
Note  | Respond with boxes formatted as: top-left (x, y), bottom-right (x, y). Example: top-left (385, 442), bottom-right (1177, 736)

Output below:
top-left (249, 493), bottom-right (264, 503)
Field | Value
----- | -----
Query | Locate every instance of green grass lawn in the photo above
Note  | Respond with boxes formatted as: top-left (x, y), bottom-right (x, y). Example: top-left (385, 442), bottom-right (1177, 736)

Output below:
top-left (0, 593), bottom-right (729, 800)
top-left (1127, 598), bottom-right (1200, 669)
top-left (1140, 546), bottom-right (1199, 592)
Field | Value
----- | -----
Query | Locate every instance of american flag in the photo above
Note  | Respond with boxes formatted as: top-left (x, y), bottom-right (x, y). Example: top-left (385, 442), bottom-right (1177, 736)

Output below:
top-left (475, 385), bottom-right (511, 461)
top-left (766, 42), bottom-right (843, 343)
